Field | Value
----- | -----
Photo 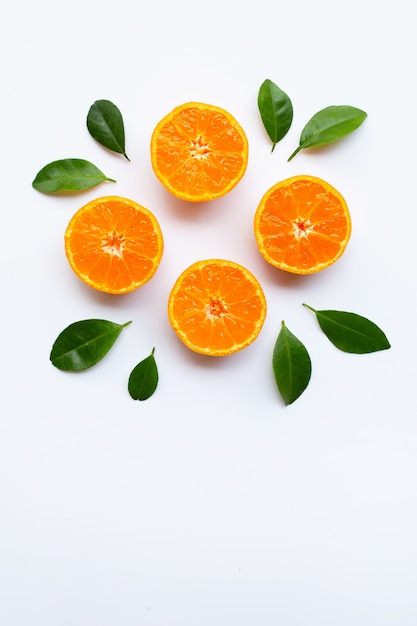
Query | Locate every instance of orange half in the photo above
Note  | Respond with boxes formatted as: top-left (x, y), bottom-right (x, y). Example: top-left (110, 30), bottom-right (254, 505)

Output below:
top-left (150, 102), bottom-right (248, 202)
top-left (254, 175), bottom-right (351, 274)
top-left (168, 259), bottom-right (266, 356)
top-left (64, 196), bottom-right (164, 294)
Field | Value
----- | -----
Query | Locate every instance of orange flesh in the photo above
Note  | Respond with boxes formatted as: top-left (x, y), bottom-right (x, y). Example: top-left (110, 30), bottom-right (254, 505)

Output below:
top-left (151, 103), bottom-right (248, 202)
top-left (168, 260), bottom-right (266, 356)
top-left (254, 176), bottom-right (351, 274)
top-left (65, 197), bottom-right (163, 294)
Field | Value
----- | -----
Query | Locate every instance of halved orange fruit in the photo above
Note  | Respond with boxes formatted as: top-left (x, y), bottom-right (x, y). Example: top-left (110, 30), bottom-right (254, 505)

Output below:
top-left (150, 102), bottom-right (249, 202)
top-left (254, 175), bottom-right (351, 274)
top-left (64, 196), bottom-right (164, 294)
top-left (168, 259), bottom-right (266, 356)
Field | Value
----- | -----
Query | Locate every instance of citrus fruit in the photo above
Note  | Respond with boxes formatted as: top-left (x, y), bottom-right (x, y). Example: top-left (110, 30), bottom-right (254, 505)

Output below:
top-left (254, 175), bottom-right (351, 274)
top-left (168, 259), bottom-right (266, 356)
top-left (150, 102), bottom-right (248, 202)
top-left (64, 196), bottom-right (164, 294)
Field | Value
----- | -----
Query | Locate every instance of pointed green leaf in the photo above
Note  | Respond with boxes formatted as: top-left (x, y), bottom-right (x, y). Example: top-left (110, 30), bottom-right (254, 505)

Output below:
top-left (272, 321), bottom-right (312, 405)
top-left (128, 348), bottom-right (158, 400)
top-left (87, 99), bottom-right (130, 160)
top-left (50, 319), bottom-right (132, 371)
top-left (288, 105), bottom-right (367, 161)
top-left (258, 79), bottom-right (293, 152)
top-left (32, 158), bottom-right (116, 192)
top-left (303, 304), bottom-right (391, 353)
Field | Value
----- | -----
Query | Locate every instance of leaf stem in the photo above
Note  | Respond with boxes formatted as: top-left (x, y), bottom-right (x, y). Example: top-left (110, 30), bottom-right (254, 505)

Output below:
top-left (302, 303), bottom-right (316, 313)
top-left (106, 177), bottom-right (117, 183)
top-left (123, 153), bottom-right (130, 161)
top-left (122, 321), bottom-right (133, 328)
top-left (287, 146), bottom-right (301, 162)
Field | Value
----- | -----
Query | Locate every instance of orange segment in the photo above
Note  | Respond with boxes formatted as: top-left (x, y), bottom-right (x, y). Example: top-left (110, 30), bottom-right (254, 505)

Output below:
top-left (64, 196), bottom-right (164, 294)
top-left (168, 259), bottom-right (266, 356)
top-left (150, 102), bottom-right (248, 202)
top-left (254, 175), bottom-right (351, 274)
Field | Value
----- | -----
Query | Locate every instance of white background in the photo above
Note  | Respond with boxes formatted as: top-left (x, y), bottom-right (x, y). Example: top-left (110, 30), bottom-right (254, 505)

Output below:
top-left (1, 1), bottom-right (416, 624)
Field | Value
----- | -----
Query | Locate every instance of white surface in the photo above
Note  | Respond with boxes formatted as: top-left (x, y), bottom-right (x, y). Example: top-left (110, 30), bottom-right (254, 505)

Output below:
top-left (1, 1), bottom-right (416, 624)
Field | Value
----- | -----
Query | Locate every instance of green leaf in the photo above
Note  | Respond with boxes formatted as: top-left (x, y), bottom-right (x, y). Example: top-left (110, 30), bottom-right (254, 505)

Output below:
top-left (32, 158), bottom-right (116, 192)
top-left (258, 79), bottom-right (293, 152)
top-left (272, 321), bottom-right (312, 405)
top-left (50, 319), bottom-right (132, 371)
top-left (288, 105), bottom-right (367, 161)
top-left (128, 348), bottom-right (158, 401)
top-left (303, 304), bottom-right (391, 353)
top-left (87, 99), bottom-right (130, 160)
